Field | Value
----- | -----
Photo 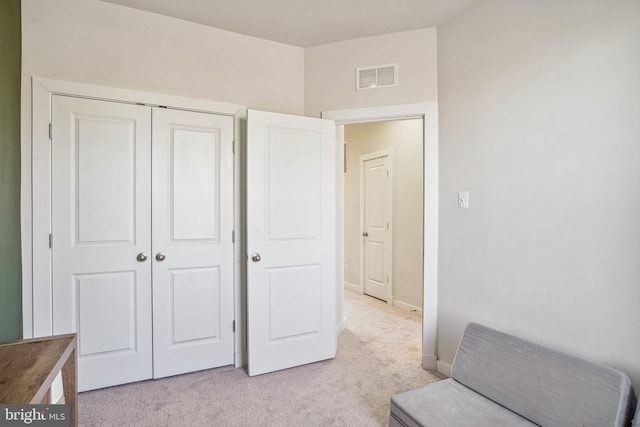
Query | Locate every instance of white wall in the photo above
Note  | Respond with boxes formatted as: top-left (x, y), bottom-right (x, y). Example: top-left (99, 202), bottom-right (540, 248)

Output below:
top-left (344, 120), bottom-right (424, 311)
top-left (21, 0), bottom-right (304, 114)
top-left (437, 0), bottom-right (640, 389)
top-left (304, 28), bottom-right (438, 118)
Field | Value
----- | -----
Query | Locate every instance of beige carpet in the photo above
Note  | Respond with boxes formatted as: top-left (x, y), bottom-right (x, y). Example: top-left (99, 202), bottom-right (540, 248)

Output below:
top-left (78, 290), bottom-right (443, 426)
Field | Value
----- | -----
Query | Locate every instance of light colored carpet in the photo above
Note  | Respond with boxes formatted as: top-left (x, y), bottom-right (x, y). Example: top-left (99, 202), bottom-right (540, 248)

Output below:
top-left (78, 290), bottom-right (443, 426)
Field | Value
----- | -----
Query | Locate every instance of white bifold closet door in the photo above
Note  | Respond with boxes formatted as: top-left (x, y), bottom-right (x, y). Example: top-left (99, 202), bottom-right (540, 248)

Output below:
top-left (51, 95), bottom-right (234, 391)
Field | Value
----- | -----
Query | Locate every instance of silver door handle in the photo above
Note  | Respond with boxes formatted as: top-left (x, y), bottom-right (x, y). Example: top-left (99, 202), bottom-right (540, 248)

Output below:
top-left (362, 232), bottom-right (369, 237)
top-left (251, 253), bottom-right (261, 263)
top-left (137, 253), bottom-right (148, 262)
top-left (155, 252), bottom-right (166, 262)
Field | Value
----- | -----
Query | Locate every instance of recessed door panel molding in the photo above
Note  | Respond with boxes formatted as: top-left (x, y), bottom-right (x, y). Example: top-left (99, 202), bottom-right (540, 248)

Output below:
top-left (170, 267), bottom-right (221, 345)
top-left (267, 264), bottom-right (322, 342)
top-left (360, 150), bottom-right (393, 302)
top-left (76, 271), bottom-right (137, 357)
top-left (247, 109), bottom-right (336, 377)
top-left (75, 116), bottom-right (137, 244)
top-left (365, 161), bottom-right (387, 230)
top-left (152, 107), bottom-right (235, 379)
top-left (51, 95), bottom-right (153, 392)
top-left (266, 128), bottom-right (322, 241)
top-left (171, 127), bottom-right (221, 242)
top-left (366, 242), bottom-right (385, 284)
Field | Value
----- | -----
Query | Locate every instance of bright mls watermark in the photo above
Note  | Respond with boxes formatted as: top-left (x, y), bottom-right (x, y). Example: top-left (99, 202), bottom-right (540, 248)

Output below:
top-left (0, 405), bottom-right (69, 427)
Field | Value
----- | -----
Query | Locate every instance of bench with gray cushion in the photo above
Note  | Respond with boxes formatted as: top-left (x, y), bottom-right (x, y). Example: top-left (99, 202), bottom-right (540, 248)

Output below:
top-left (390, 323), bottom-right (637, 426)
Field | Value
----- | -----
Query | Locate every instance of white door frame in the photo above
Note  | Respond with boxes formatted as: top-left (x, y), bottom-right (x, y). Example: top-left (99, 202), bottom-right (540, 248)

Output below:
top-left (360, 148), bottom-right (393, 303)
top-left (323, 103), bottom-right (439, 370)
top-left (21, 77), bottom-right (247, 368)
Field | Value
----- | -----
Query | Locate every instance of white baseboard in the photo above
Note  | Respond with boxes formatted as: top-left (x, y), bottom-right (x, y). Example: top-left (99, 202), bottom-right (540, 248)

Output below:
top-left (422, 353), bottom-right (437, 370)
top-left (336, 317), bottom-right (347, 336)
top-left (345, 284), bottom-right (422, 317)
top-left (436, 360), bottom-right (452, 377)
top-left (336, 313), bottom-right (347, 337)
top-left (344, 281), bottom-right (363, 293)
top-left (392, 299), bottom-right (422, 316)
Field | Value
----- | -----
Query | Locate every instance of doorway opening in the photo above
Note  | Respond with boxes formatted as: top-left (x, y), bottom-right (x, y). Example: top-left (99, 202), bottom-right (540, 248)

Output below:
top-left (324, 103), bottom-right (439, 370)
top-left (343, 118), bottom-right (424, 316)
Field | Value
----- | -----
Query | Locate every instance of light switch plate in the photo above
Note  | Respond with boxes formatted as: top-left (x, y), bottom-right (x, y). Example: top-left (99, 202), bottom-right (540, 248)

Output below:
top-left (458, 191), bottom-right (469, 210)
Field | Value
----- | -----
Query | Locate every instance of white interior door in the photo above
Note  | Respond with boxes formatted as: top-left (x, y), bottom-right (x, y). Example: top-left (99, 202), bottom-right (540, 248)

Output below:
top-left (151, 108), bottom-right (235, 378)
top-left (247, 109), bottom-right (336, 376)
top-left (51, 95), bottom-right (153, 391)
top-left (361, 151), bottom-right (392, 302)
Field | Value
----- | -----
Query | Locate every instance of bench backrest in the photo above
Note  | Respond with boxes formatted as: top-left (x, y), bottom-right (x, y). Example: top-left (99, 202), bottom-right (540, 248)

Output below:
top-left (451, 323), bottom-right (636, 427)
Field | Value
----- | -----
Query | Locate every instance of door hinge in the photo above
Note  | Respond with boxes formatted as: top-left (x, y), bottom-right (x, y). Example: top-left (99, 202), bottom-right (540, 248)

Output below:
top-left (232, 140), bottom-right (235, 154)
top-left (232, 320), bottom-right (236, 332)
top-left (49, 234), bottom-right (53, 249)
top-left (49, 123), bottom-right (52, 140)
top-left (232, 230), bottom-right (235, 243)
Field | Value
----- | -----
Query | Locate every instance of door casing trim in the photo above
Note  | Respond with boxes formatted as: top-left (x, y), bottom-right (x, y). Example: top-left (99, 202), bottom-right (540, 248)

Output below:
top-left (22, 77), bottom-right (247, 368)
top-left (323, 103), bottom-right (439, 370)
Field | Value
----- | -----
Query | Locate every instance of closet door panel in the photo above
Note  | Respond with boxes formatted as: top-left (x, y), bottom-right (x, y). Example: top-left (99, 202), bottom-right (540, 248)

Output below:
top-left (51, 95), bottom-right (153, 391)
top-left (151, 108), bottom-right (235, 378)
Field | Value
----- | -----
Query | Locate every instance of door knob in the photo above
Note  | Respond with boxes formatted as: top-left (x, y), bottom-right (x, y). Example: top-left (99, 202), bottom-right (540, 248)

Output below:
top-left (251, 253), bottom-right (261, 263)
top-left (362, 232), bottom-right (369, 237)
top-left (136, 253), bottom-right (148, 262)
top-left (155, 252), bottom-right (166, 262)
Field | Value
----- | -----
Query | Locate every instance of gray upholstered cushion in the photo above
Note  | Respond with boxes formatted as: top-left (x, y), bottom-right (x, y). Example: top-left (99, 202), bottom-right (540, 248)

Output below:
top-left (451, 323), bottom-right (635, 427)
top-left (390, 378), bottom-right (537, 427)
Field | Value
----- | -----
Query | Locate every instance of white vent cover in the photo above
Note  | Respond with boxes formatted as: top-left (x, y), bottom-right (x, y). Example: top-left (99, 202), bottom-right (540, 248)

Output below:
top-left (356, 64), bottom-right (398, 90)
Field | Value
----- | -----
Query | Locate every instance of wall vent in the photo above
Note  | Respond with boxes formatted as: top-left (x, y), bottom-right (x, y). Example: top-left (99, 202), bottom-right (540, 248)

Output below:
top-left (356, 64), bottom-right (398, 90)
